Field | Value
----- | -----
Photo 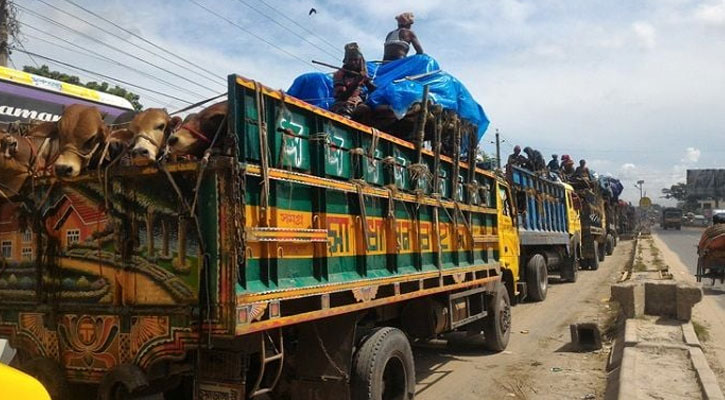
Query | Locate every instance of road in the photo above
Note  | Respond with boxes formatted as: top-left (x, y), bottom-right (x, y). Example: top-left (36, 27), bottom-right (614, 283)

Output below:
top-left (413, 240), bottom-right (630, 400)
top-left (655, 226), bottom-right (725, 309)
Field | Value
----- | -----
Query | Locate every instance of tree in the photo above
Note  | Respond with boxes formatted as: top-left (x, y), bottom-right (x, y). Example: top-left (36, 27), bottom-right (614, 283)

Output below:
top-left (661, 182), bottom-right (687, 201)
top-left (22, 65), bottom-right (143, 111)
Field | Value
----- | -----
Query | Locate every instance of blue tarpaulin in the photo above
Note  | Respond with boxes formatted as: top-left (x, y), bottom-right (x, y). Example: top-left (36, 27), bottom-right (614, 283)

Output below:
top-left (287, 55), bottom-right (490, 145)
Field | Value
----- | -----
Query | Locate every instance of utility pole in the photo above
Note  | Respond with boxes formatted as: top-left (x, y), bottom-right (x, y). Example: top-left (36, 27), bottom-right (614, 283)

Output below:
top-left (495, 128), bottom-right (501, 169)
top-left (0, 0), bottom-right (8, 67)
top-left (636, 180), bottom-right (645, 200)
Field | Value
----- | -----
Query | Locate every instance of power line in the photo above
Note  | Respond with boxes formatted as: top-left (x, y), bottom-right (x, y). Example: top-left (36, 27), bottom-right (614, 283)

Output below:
top-left (31, 0), bottom-right (225, 90)
top-left (10, 47), bottom-right (195, 105)
top-left (22, 23), bottom-right (210, 99)
top-left (15, 3), bottom-right (220, 95)
top-left (231, 0), bottom-right (340, 61)
top-left (188, 0), bottom-right (323, 71)
top-left (59, 0), bottom-right (227, 82)
top-left (16, 40), bottom-right (38, 67)
top-left (257, 0), bottom-right (342, 53)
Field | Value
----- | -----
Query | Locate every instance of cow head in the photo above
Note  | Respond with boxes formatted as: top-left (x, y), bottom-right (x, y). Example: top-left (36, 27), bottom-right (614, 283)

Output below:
top-left (53, 104), bottom-right (108, 178)
top-left (124, 108), bottom-right (182, 165)
top-left (166, 101), bottom-right (228, 158)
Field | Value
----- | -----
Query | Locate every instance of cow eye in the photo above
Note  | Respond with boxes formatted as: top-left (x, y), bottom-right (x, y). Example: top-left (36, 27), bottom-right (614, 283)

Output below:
top-left (155, 123), bottom-right (166, 130)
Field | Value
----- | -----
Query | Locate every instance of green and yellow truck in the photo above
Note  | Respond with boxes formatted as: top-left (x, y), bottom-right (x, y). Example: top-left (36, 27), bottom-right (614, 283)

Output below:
top-left (0, 76), bottom-right (522, 400)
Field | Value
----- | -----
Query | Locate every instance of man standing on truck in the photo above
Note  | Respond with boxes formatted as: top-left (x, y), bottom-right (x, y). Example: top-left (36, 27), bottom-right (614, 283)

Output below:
top-left (331, 43), bottom-right (375, 119)
top-left (383, 12), bottom-right (424, 61)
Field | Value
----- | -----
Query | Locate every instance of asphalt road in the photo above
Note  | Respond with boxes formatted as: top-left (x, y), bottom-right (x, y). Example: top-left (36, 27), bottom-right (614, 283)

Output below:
top-left (655, 225), bottom-right (725, 308)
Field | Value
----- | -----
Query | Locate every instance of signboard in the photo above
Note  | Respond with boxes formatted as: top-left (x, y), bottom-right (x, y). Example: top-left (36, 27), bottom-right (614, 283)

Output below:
top-left (639, 196), bottom-right (652, 209)
top-left (687, 169), bottom-right (725, 198)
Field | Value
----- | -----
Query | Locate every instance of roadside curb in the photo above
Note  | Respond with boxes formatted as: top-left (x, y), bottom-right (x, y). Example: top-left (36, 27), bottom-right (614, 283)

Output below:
top-left (615, 318), bottom-right (725, 400)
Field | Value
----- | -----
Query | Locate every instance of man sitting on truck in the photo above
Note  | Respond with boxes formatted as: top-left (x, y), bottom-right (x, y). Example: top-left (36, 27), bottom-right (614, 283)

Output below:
top-left (547, 154), bottom-right (560, 174)
top-left (383, 12), bottom-right (424, 61)
top-left (331, 43), bottom-right (375, 119)
top-left (574, 159), bottom-right (589, 179)
top-left (523, 146), bottom-right (545, 172)
top-left (506, 145), bottom-right (528, 172)
top-left (560, 154), bottom-right (575, 177)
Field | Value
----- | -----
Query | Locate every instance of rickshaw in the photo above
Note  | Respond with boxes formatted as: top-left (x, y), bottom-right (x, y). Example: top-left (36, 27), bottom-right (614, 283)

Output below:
top-left (696, 213), bottom-right (725, 284)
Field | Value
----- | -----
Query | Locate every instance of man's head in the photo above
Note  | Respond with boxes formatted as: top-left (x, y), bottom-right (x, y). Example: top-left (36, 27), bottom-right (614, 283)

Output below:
top-left (523, 146), bottom-right (533, 156)
top-left (395, 12), bottom-right (415, 28)
top-left (513, 145), bottom-right (521, 154)
top-left (551, 154), bottom-right (558, 160)
top-left (579, 159), bottom-right (586, 167)
top-left (343, 42), bottom-right (364, 70)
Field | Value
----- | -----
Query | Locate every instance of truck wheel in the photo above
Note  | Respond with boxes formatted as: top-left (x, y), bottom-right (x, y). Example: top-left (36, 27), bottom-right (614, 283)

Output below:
top-left (606, 234), bottom-right (615, 256)
top-left (21, 357), bottom-right (70, 400)
top-left (98, 364), bottom-right (163, 400)
top-left (483, 283), bottom-right (512, 352)
top-left (351, 327), bottom-right (415, 400)
top-left (526, 254), bottom-right (548, 301)
top-left (589, 245), bottom-right (600, 271)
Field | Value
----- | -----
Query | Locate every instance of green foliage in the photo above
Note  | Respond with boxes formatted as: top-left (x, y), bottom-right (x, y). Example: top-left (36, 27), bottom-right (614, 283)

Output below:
top-left (661, 182), bottom-right (688, 201)
top-left (22, 65), bottom-right (143, 111)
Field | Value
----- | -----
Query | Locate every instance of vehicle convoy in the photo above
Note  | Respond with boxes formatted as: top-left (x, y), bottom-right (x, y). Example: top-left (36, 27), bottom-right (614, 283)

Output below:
top-left (506, 165), bottom-right (582, 301)
top-left (661, 207), bottom-right (683, 230)
top-left (0, 74), bottom-right (516, 399)
top-left (568, 178), bottom-right (607, 270)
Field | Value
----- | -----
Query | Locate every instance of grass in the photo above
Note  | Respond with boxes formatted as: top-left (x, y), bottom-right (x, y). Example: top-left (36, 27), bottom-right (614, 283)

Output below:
top-left (693, 320), bottom-right (711, 342)
top-left (633, 261), bottom-right (647, 272)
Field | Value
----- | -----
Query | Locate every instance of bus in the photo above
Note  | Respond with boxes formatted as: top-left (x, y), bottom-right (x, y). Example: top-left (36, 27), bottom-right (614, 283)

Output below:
top-left (0, 65), bottom-right (134, 124)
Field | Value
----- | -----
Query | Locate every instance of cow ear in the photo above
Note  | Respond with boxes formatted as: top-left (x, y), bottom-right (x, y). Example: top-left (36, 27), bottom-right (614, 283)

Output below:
top-left (109, 128), bottom-right (135, 144)
top-left (169, 116), bottom-right (182, 130)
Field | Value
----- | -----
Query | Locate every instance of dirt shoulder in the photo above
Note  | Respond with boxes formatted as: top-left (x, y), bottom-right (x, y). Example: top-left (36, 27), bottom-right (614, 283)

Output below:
top-left (653, 233), bottom-right (725, 394)
top-left (414, 240), bottom-right (632, 400)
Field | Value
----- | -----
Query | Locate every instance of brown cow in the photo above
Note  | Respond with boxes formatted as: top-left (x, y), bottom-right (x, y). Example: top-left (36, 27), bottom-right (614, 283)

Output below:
top-left (166, 101), bottom-right (227, 158)
top-left (121, 108), bottom-right (182, 165)
top-left (0, 122), bottom-right (59, 196)
top-left (53, 104), bottom-right (109, 178)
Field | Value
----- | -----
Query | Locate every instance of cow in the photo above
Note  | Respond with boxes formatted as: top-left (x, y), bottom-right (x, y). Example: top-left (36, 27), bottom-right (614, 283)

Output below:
top-left (53, 104), bottom-right (109, 178)
top-left (0, 122), bottom-right (59, 196)
top-left (108, 108), bottom-right (182, 166)
top-left (166, 101), bottom-right (227, 158)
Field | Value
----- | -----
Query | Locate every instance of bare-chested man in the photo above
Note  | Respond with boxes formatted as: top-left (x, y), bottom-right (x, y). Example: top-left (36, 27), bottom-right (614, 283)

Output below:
top-left (383, 12), bottom-right (424, 61)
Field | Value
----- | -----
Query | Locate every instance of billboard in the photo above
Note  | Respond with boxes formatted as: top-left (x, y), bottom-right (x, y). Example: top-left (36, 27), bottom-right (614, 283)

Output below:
top-left (686, 169), bottom-right (725, 197)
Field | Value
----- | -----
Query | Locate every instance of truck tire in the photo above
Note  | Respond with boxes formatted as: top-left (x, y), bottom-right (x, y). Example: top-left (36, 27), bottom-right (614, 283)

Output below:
top-left (98, 364), bottom-right (163, 400)
top-left (606, 234), bottom-right (615, 256)
top-left (598, 242), bottom-right (606, 262)
top-left (483, 283), bottom-right (512, 352)
top-left (20, 357), bottom-right (70, 400)
top-left (526, 254), bottom-right (548, 301)
top-left (351, 327), bottom-right (415, 400)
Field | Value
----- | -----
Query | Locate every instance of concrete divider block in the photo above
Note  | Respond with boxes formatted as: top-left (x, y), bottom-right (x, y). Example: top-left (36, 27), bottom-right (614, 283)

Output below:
top-left (624, 319), bottom-right (638, 347)
top-left (689, 347), bottom-right (725, 400)
top-left (611, 281), bottom-right (645, 318)
top-left (618, 347), bottom-right (638, 400)
top-left (682, 322), bottom-right (701, 348)
top-left (570, 322), bottom-right (603, 351)
top-left (644, 281), bottom-right (677, 317)
top-left (676, 283), bottom-right (703, 322)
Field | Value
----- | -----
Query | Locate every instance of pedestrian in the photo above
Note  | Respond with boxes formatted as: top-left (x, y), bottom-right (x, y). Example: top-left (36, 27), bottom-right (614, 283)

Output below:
top-left (383, 12), bottom-right (424, 62)
top-left (547, 154), bottom-right (560, 174)
top-left (330, 43), bottom-right (375, 119)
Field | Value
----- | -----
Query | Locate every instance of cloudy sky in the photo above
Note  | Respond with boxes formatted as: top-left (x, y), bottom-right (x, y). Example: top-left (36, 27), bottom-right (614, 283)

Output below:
top-left (11, 0), bottom-right (725, 204)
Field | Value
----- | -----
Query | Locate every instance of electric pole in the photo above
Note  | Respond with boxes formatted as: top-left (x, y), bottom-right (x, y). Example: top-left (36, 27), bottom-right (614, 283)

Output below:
top-left (0, 0), bottom-right (8, 67)
top-left (495, 128), bottom-right (501, 169)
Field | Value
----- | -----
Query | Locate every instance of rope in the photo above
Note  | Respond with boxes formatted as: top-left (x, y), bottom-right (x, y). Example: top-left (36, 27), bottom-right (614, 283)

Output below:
top-left (170, 93), bottom-right (227, 116)
top-left (254, 82), bottom-right (271, 225)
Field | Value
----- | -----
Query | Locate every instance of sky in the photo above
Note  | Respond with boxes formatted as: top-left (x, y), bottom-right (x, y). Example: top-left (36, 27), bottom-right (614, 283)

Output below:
top-left (11, 0), bottom-right (725, 204)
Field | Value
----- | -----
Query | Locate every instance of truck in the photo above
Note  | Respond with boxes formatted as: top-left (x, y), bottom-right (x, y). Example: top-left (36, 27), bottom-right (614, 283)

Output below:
top-left (506, 166), bottom-right (582, 301)
top-left (661, 207), bottom-right (683, 230)
top-left (0, 75), bottom-right (516, 400)
top-left (568, 178), bottom-right (607, 270)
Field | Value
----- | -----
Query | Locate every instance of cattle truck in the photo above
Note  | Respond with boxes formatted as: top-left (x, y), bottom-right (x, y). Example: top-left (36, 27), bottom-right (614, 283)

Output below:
top-left (661, 207), bottom-right (683, 230)
top-left (568, 179), bottom-right (607, 270)
top-left (505, 166), bottom-right (582, 302)
top-left (0, 75), bottom-right (515, 400)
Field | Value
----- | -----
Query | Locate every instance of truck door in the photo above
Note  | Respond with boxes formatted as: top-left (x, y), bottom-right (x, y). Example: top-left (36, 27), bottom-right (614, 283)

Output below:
top-left (497, 182), bottom-right (520, 294)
